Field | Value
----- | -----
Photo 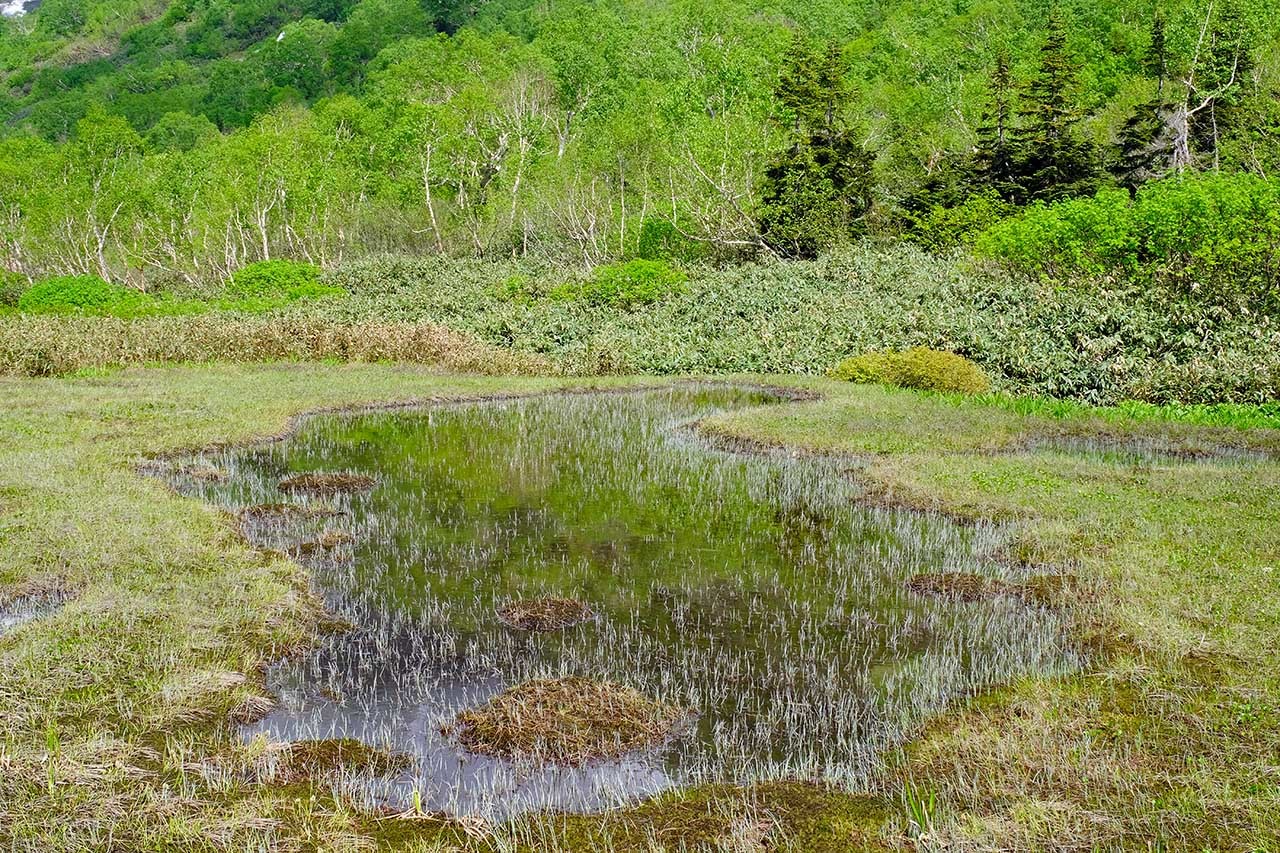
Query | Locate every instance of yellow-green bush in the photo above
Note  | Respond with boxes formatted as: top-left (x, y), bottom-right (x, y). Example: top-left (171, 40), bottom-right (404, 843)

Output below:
top-left (830, 348), bottom-right (990, 394)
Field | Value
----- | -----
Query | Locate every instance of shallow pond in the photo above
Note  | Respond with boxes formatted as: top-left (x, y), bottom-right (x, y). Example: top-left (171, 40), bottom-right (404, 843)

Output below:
top-left (168, 386), bottom-right (1078, 819)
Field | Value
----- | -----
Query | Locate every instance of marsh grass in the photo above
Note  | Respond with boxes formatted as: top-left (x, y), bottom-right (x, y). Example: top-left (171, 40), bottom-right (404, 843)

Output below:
top-left (496, 597), bottom-right (595, 632)
top-left (1, 368), bottom-right (1278, 849)
top-left (450, 677), bottom-right (690, 766)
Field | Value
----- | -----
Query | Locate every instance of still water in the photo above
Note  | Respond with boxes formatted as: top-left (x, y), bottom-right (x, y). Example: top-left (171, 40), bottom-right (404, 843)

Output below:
top-left (169, 386), bottom-right (1077, 819)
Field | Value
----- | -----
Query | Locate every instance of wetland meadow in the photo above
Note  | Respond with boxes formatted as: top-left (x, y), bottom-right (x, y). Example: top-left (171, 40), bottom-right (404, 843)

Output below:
top-left (2, 365), bottom-right (1278, 851)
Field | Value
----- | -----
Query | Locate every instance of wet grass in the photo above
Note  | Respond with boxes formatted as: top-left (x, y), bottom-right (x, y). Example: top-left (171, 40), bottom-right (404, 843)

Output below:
top-left (497, 597), bottom-right (595, 632)
top-left (277, 472), bottom-right (378, 495)
top-left (0, 366), bottom-right (1277, 849)
top-left (450, 677), bottom-right (689, 766)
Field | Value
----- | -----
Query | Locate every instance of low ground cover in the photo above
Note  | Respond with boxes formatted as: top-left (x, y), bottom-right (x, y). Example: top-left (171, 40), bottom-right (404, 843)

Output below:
top-left (0, 366), bottom-right (1277, 850)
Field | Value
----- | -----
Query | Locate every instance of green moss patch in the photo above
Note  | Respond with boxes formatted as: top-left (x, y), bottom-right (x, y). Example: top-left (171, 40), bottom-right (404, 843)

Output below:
top-left (450, 677), bottom-right (689, 765)
top-left (542, 781), bottom-right (890, 852)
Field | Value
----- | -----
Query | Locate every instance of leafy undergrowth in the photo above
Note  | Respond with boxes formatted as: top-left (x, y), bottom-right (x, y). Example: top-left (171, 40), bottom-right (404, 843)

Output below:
top-left (0, 367), bottom-right (1277, 850)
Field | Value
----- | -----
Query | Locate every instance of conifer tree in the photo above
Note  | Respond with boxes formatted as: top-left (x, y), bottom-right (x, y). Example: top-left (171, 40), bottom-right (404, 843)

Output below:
top-left (1010, 10), bottom-right (1099, 202)
top-left (1110, 102), bottom-right (1171, 193)
top-left (1110, 11), bottom-right (1175, 193)
top-left (759, 36), bottom-right (874, 258)
top-left (1145, 10), bottom-right (1168, 98)
top-left (971, 50), bottom-right (1018, 200)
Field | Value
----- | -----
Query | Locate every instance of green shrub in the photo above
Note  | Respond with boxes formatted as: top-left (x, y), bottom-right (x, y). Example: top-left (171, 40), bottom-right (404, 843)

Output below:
top-left (0, 270), bottom-right (28, 307)
top-left (227, 260), bottom-right (341, 301)
top-left (18, 275), bottom-right (141, 314)
top-left (554, 259), bottom-right (687, 309)
top-left (909, 191), bottom-right (1017, 250)
top-left (636, 218), bottom-right (707, 263)
top-left (976, 173), bottom-right (1280, 309)
top-left (830, 348), bottom-right (992, 394)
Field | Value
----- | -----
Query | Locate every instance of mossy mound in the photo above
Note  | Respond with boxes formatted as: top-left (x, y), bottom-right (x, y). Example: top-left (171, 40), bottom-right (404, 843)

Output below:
top-left (239, 502), bottom-right (343, 522)
top-left (524, 781), bottom-right (890, 852)
top-left (227, 694), bottom-right (276, 726)
top-left (451, 677), bottom-right (689, 765)
top-left (497, 597), bottom-right (594, 632)
top-left (272, 738), bottom-right (410, 783)
top-left (291, 530), bottom-right (355, 556)
top-left (830, 347), bottom-right (991, 394)
top-left (905, 572), bottom-right (1018, 602)
top-left (176, 462), bottom-right (227, 482)
top-left (1016, 573), bottom-right (1089, 607)
top-left (278, 472), bottom-right (377, 495)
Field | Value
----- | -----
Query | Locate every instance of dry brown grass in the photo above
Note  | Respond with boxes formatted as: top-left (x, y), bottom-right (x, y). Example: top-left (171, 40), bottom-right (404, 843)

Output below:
top-left (270, 739), bottom-right (412, 784)
top-left (0, 315), bottom-right (549, 377)
top-left (496, 597), bottom-right (594, 632)
top-left (239, 502), bottom-right (343, 523)
top-left (904, 572), bottom-right (1020, 602)
top-left (279, 472), bottom-right (377, 495)
top-left (450, 677), bottom-right (689, 766)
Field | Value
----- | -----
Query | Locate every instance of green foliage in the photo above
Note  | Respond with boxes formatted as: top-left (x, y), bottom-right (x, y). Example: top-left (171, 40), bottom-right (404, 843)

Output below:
top-left (977, 173), bottom-right (1280, 309)
top-left (0, 270), bottom-right (27, 307)
top-left (553, 260), bottom-right (687, 309)
top-left (830, 348), bottom-right (991, 394)
top-left (635, 219), bottom-right (706, 264)
top-left (908, 191), bottom-right (1016, 250)
top-left (18, 275), bottom-right (139, 313)
top-left (145, 111), bottom-right (220, 152)
top-left (759, 37), bottom-right (874, 258)
top-left (227, 259), bottom-right (333, 299)
top-left (316, 245), bottom-right (1280, 405)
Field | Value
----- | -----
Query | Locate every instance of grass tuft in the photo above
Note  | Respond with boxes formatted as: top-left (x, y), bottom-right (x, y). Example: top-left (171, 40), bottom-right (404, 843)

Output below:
top-left (278, 472), bottom-right (377, 495)
top-left (496, 597), bottom-right (594, 632)
top-left (450, 677), bottom-right (689, 766)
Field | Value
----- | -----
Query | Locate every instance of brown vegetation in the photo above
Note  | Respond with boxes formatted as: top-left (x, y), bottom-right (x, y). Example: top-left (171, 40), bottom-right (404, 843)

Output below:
top-left (0, 315), bottom-right (549, 378)
top-left (450, 677), bottom-right (689, 765)
top-left (496, 597), bottom-right (594, 631)
top-left (278, 472), bottom-right (376, 495)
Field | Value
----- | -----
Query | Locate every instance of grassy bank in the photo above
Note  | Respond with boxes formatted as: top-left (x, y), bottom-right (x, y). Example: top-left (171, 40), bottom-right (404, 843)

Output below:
top-left (1, 365), bottom-right (1278, 850)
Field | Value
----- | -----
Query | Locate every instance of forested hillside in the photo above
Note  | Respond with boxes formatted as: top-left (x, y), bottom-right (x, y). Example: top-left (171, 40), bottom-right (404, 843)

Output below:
top-left (0, 0), bottom-right (1277, 287)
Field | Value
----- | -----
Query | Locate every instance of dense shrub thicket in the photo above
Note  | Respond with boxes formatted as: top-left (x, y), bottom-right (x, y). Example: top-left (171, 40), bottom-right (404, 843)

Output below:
top-left (228, 260), bottom-right (333, 299)
top-left (977, 174), bottom-right (1280, 310)
top-left (17, 275), bottom-right (140, 313)
top-left (551, 260), bottom-right (687, 309)
top-left (317, 246), bottom-right (1280, 405)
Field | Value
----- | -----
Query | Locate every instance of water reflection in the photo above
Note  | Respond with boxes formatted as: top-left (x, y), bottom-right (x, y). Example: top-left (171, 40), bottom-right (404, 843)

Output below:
top-left (167, 386), bottom-right (1077, 819)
